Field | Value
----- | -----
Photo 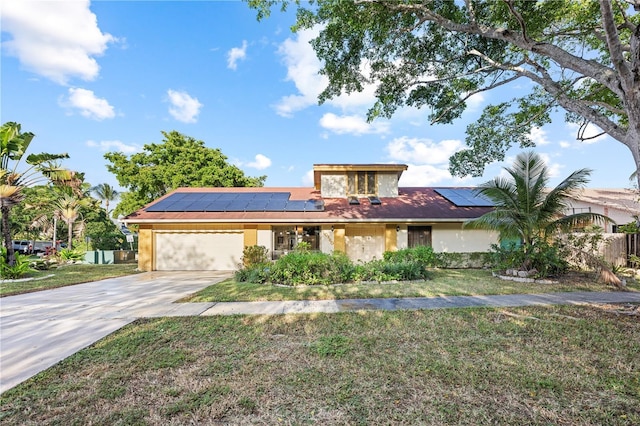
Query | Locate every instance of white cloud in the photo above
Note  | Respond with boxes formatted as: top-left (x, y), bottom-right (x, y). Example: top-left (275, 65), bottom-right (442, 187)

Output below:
top-left (61, 88), bottom-right (115, 120)
top-left (302, 169), bottom-right (314, 186)
top-left (166, 89), bottom-right (203, 123)
top-left (275, 27), bottom-right (378, 118)
top-left (537, 152), bottom-right (563, 178)
top-left (528, 126), bottom-right (551, 146)
top-left (398, 164), bottom-right (455, 186)
top-left (319, 113), bottom-right (390, 135)
top-left (227, 40), bottom-right (248, 70)
top-left (386, 137), bottom-right (462, 165)
top-left (86, 140), bottom-right (140, 154)
top-left (246, 154), bottom-right (272, 170)
top-left (274, 28), bottom-right (327, 117)
top-left (1, 0), bottom-right (115, 84)
top-left (385, 137), bottom-right (467, 186)
top-left (559, 140), bottom-right (572, 149)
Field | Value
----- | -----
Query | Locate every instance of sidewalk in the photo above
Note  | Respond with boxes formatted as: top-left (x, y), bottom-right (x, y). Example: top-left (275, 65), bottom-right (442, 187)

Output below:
top-left (200, 291), bottom-right (640, 315)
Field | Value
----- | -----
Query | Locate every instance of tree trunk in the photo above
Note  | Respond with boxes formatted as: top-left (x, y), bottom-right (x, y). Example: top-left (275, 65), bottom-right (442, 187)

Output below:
top-left (1, 205), bottom-right (16, 266)
top-left (68, 222), bottom-right (73, 249)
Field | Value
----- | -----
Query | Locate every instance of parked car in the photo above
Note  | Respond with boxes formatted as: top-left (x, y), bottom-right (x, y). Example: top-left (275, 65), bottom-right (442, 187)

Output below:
top-left (12, 240), bottom-right (30, 254)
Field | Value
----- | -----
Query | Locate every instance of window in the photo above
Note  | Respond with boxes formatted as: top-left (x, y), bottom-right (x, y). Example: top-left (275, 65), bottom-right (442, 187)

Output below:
top-left (408, 226), bottom-right (432, 248)
top-left (347, 171), bottom-right (377, 196)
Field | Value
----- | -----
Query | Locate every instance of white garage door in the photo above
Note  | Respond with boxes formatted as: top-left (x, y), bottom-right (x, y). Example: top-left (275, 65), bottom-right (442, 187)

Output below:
top-left (155, 231), bottom-right (243, 271)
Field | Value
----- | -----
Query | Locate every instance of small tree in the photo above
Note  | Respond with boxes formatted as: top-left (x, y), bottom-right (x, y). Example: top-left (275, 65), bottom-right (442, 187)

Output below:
top-left (466, 151), bottom-right (609, 273)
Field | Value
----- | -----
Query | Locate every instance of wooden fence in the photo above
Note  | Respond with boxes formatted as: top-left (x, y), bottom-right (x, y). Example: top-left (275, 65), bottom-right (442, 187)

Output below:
top-left (627, 233), bottom-right (640, 265)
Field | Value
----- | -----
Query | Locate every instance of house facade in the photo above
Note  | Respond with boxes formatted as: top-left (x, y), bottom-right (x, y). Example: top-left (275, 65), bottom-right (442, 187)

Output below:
top-left (565, 188), bottom-right (640, 232)
top-left (123, 164), bottom-right (499, 271)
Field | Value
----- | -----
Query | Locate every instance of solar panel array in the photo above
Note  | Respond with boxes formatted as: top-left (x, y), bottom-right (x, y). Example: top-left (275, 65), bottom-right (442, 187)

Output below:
top-left (434, 188), bottom-right (494, 207)
top-left (146, 192), bottom-right (325, 212)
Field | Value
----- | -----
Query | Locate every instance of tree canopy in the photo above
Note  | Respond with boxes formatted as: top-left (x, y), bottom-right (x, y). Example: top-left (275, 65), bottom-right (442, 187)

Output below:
top-left (105, 131), bottom-right (266, 216)
top-left (250, 0), bottom-right (640, 186)
top-left (0, 122), bottom-right (71, 264)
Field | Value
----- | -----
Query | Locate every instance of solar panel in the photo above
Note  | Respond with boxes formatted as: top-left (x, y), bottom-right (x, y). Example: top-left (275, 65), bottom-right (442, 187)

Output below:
top-left (284, 200), bottom-right (307, 211)
top-left (265, 199), bottom-right (288, 210)
top-left (434, 188), bottom-right (494, 207)
top-left (144, 192), bottom-right (326, 212)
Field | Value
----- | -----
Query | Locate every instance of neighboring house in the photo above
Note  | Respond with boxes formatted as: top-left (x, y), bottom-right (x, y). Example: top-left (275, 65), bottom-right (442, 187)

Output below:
top-left (564, 188), bottom-right (640, 232)
top-left (123, 164), bottom-right (499, 271)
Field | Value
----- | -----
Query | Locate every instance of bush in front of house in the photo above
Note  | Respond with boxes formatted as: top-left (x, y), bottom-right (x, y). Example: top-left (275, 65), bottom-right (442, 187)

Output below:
top-left (269, 250), bottom-right (353, 285)
top-left (235, 245), bottom-right (433, 285)
top-left (383, 245), bottom-right (439, 266)
top-left (352, 259), bottom-right (431, 282)
top-left (488, 241), bottom-right (568, 278)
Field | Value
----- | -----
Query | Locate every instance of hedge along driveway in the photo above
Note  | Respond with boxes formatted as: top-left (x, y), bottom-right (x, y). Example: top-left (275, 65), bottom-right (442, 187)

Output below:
top-left (0, 271), bottom-right (232, 393)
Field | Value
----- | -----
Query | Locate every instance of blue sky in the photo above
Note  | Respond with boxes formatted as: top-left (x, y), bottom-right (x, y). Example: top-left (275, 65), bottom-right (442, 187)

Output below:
top-left (1, 0), bottom-right (635, 197)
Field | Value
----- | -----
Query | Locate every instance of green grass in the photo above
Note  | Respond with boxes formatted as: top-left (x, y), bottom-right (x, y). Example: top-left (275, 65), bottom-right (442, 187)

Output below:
top-left (0, 263), bottom-right (141, 297)
top-left (1, 304), bottom-right (638, 425)
top-left (184, 268), bottom-right (640, 302)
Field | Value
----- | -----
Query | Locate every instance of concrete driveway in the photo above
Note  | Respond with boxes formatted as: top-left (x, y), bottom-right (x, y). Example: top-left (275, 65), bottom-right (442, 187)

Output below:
top-left (0, 271), bottom-right (231, 394)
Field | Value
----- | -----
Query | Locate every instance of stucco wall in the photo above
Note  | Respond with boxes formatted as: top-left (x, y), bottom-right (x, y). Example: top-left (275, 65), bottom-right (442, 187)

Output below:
top-left (320, 174), bottom-right (347, 197)
top-left (566, 200), bottom-right (636, 232)
top-left (319, 227), bottom-right (334, 254)
top-left (257, 228), bottom-right (272, 253)
top-left (377, 173), bottom-right (399, 197)
top-left (432, 223), bottom-right (499, 253)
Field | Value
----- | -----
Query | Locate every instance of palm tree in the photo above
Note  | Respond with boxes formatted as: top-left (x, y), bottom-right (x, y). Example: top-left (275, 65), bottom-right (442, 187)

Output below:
top-left (53, 194), bottom-right (94, 249)
top-left (465, 151), bottom-right (609, 270)
top-left (0, 122), bottom-right (71, 265)
top-left (90, 183), bottom-right (119, 215)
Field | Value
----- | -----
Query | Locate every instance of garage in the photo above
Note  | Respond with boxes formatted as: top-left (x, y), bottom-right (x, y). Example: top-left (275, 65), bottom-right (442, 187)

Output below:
top-left (154, 231), bottom-right (243, 270)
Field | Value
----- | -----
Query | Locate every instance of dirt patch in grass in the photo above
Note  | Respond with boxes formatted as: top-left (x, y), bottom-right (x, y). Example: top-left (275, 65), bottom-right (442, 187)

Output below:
top-left (1, 304), bottom-right (638, 425)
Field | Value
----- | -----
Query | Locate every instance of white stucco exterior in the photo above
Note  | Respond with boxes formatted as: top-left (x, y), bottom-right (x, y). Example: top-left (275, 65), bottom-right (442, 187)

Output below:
top-left (320, 174), bottom-right (347, 198)
top-left (432, 224), bottom-right (499, 253)
top-left (377, 173), bottom-right (399, 197)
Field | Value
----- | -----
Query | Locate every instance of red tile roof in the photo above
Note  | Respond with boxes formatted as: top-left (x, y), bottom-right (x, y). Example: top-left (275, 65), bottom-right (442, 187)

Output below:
top-left (123, 186), bottom-right (492, 224)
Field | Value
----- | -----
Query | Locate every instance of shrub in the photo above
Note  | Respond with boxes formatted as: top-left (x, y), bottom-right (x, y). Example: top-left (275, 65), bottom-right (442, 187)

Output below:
top-left (383, 245), bottom-right (439, 266)
top-left (0, 249), bottom-right (33, 279)
top-left (241, 245), bottom-right (269, 267)
top-left (235, 264), bottom-right (270, 284)
top-left (57, 248), bottom-right (85, 262)
top-left (269, 250), bottom-right (353, 285)
top-left (488, 241), bottom-right (568, 278)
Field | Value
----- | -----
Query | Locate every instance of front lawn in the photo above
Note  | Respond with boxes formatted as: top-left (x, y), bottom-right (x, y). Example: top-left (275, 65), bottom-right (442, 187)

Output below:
top-left (1, 304), bottom-right (638, 425)
top-left (184, 268), bottom-right (639, 302)
top-left (0, 264), bottom-right (141, 297)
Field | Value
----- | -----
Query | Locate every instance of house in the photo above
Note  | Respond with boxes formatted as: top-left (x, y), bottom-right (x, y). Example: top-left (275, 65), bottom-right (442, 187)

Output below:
top-left (123, 164), bottom-right (499, 271)
top-left (564, 188), bottom-right (640, 232)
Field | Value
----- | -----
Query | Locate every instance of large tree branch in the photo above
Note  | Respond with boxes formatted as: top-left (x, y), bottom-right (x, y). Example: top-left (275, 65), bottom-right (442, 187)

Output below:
top-left (468, 48), bottom-right (629, 143)
top-left (599, 0), bottom-right (632, 85)
top-left (376, 1), bottom-right (624, 98)
top-left (429, 74), bottom-right (522, 124)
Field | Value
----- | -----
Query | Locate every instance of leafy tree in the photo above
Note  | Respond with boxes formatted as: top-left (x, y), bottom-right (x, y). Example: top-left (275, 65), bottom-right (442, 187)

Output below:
top-left (90, 183), bottom-right (119, 216)
top-left (105, 130), bottom-right (266, 216)
top-left (52, 194), bottom-right (96, 249)
top-left (465, 151), bottom-right (609, 270)
top-left (250, 0), bottom-right (640, 187)
top-left (0, 122), bottom-right (71, 265)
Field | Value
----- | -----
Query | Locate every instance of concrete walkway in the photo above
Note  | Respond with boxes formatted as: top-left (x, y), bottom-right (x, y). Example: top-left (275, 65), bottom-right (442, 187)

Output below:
top-left (1, 272), bottom-right (639, 394)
